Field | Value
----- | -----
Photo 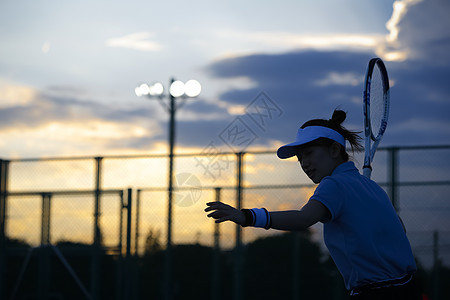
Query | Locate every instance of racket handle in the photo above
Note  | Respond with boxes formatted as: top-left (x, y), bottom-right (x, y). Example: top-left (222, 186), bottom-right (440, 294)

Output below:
top-left (363, 167), bottom-right (372, 178)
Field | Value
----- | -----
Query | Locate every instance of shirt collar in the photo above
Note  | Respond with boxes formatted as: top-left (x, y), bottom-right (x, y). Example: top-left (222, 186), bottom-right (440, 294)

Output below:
top-left (331, 161), bottom-right (358, 176)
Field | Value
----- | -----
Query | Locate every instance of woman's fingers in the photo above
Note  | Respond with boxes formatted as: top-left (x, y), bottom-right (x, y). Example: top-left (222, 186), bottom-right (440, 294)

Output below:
top-left (205, 202), bottom-right (233, 220)
top-left (205, 201), bottom-right (230, 213)
top-left (205, 201), bottom-right (228, 210)
top-left (205, 201), bottom-right (243, 225)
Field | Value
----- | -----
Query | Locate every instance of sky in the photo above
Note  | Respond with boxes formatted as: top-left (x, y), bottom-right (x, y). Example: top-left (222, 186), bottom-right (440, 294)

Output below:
top-left (1, 0), bottom-right (450, 267)
top-left (1, 0), bottom-right (449, 159)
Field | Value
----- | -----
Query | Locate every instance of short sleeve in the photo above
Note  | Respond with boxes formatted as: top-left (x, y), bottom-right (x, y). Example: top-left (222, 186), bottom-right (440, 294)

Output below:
top-left (309, 177), bottom-right (343, 221)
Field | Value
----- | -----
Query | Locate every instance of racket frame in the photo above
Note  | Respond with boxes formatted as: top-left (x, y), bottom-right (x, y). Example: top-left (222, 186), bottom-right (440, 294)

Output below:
top-left (363, 58), bottom-right (390, 178)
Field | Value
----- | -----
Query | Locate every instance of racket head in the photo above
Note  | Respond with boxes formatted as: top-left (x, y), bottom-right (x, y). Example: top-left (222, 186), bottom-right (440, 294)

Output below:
top-left (363, 58), bottom-right (390, 142)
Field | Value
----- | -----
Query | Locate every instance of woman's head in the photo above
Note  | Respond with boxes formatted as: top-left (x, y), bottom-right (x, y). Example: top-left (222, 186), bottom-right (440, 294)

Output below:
top-left (277, 109), bottom-right (363, 182)
top-left (299, 109), bottom-right (363, 161)
top-left (277, 109), bottom-right (362, 160)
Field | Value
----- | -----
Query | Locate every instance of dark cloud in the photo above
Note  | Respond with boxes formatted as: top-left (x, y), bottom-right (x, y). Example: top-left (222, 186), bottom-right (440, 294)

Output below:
top-left (177, 119), bottom-right (235, 148)
top-left (133, 0), bottom-right (450, 151)
top-left (5, 0), bottom-right (450, 153)
top-left (181, 98), bottom-right (228, 116)
top-left (0, 92), bottom-right (153, 129)
top-left (196, 51), bottom-right (372, 149)
top-left (192, 0), bottom-right (450, 150)
top-left (0, 88), bottom-right (169, 154)
top-left (3, 47), bottom-right (448, 155)
top-left (0, 85), bottom-right (236, 153)
top-left (395, 0), bottom-right (450, 64)
top-left (201, 46), bottom-right (450, 148)
top-left (209, 50), bottom-right (371, 101)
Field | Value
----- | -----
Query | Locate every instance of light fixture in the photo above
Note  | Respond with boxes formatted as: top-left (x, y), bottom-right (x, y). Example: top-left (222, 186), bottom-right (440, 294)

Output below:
top-left (136, 80), bottom-right (201, 99)
top-left (184, 80), bottom-right (201, 97)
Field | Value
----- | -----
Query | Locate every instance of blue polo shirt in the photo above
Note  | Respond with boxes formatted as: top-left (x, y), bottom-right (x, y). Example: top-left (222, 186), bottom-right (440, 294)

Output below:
top-left (310, 161), bottom-right (417, 290)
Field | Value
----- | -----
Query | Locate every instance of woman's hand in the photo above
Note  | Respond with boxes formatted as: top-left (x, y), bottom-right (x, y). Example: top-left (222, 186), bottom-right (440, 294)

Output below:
top-left (205, 202), bottom-right (245, 225)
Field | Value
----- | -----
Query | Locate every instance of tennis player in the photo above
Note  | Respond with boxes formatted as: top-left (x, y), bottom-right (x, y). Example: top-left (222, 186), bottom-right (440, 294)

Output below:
top-left (205, 110), bottom-right (421, 299)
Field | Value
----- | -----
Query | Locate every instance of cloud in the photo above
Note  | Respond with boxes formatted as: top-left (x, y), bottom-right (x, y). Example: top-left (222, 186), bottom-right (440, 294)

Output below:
top-left (379, 0), bottom-right (450, 63)
top-left (0, 82), bottom-right (235, 157)
top-left (200, 0), bottom-right (450, 149)
top-left (208, 50), bottom-right (370, 108)
top-left (178, 51), bottom-right (370, 152)
top-left (210, 1), bottom-right (449, 66)
top-left (217, 30), bottom-right (385, 53)
top-left (41, 42), bottom-right (51, 54)
top-left (3, 0), bottom-right (450, 158)
top-left (390, 118), bottom-right (450, 134)
top-left (177, 99), bottom-right (229, 122)
top-left (204, 45), bottom-right (450, 148)
top-left (314, 72), bottom-right (361, 87)
top-left (106, 32), bottom-right (163, 51)
top-left (0, 84), bottom-right (164, 157)
top-left (0, 81), bottom-right (37, 108)
top-left (0, 121), bottom-right (153, 158)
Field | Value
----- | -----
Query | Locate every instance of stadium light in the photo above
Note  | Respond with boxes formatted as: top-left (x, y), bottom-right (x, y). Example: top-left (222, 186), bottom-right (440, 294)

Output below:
top-left (135, 78), bottom-right (201, 300)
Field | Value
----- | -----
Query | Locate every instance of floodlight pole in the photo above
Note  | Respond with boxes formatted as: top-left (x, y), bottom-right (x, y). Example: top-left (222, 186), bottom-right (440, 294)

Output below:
top-left (165, 78), bottom-right (176, 300)
top-left (168, 78), bottom-right (175, 250)
top-left (136, 78), bottom-right (201, 300)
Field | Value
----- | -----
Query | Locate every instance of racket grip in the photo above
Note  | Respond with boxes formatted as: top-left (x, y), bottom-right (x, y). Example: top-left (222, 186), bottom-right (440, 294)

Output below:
top-left (363, 167), bottom-right (372, 178)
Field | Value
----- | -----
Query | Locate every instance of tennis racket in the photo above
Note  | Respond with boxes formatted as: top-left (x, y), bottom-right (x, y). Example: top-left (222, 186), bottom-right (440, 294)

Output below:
top-left (362, 58), bottom-right (390, 178)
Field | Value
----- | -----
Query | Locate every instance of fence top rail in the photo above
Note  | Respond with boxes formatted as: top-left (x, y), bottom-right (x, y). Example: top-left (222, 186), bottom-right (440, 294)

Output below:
top-left (7, 189), bottom-right (124, 197)
top-left (7, 180), bottom-right (449, 196)
top-left (137, 183), bottom-right (318, 192)
top-left (377, 144), bottom-right (450, 151)
top-left (3, 144), bottom-right (450, 163)
top-left (134, 180), bottom-right (450, 192)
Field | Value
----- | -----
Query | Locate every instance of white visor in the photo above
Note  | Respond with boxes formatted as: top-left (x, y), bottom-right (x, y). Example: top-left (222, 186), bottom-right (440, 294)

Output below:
top-left (277, 126), bottom-right (346, 159)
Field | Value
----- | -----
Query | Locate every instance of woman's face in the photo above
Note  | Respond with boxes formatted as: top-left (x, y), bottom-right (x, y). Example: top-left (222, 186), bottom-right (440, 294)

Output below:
top-left (296, 145), bottom-right (340, 183)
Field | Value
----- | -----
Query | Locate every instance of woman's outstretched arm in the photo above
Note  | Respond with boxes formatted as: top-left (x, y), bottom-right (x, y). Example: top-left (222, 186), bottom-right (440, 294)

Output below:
top-left (205, 199), bottom-right (330, 231)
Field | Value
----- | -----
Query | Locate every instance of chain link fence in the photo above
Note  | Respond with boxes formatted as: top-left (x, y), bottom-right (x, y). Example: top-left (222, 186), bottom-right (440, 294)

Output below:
top-left (1, 145), bottom-right (449, 299)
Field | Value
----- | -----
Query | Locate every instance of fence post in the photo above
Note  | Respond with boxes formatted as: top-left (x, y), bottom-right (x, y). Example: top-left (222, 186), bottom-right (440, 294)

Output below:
top-left (211, 187), bottom-right (222, 300)
top-left (135, 189), bottom-right (141, 256)
top-left (116, 191), bottom-right (124, 300)
top-left (92, 157), bottom-right (103, 300)
top-left (125, 188), bottom-right (133, 300)
top-left (432, 230), bottom-right (440, 300)
top-left (388, 147), bottom-right (399, 211)
top-left (133, 189), bottom-right (140, 300)
top-left (40, 193), bottom-right (52, 245)
top-left (0, 159), bottom-right (9, 300)
top-left (38, 193), bottom-right (52, 300)
top-left (234, 152), bottom-right (244, 300)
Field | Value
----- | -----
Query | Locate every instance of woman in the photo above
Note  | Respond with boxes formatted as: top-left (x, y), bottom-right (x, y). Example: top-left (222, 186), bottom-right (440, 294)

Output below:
top-left (205, 110), bottom-right (421, 299)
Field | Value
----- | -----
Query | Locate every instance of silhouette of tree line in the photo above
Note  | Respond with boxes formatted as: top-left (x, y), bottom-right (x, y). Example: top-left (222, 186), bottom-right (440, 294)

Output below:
top-left (3, 228), bottom-right (448, 299)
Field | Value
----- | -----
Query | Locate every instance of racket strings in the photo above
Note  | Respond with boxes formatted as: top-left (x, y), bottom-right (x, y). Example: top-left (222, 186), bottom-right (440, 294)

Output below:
top-left (369, 66), bottom-right (386, 139)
